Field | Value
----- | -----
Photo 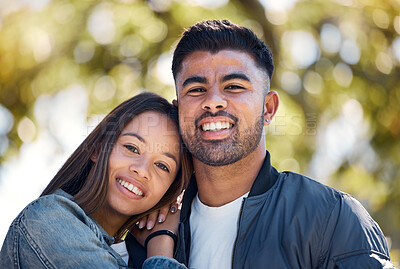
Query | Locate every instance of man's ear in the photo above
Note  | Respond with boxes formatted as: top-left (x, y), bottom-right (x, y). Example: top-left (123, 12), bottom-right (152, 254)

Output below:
top-left (172, 99), bottom-right (178, 107)
top-left (264, 91), bottom-right (279, 126)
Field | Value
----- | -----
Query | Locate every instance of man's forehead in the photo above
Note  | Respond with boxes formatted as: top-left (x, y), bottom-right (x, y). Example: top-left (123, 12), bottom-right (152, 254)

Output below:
top-left (178, 50), bottom-right (265, 79)
top-left (181, 49), bottom-right (255, 65)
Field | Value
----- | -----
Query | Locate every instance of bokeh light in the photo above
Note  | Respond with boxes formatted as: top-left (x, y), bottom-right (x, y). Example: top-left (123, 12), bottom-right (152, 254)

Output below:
top-left (280, 71), bottom-right (302, 95)
top-left (282, 31), bottom-right (320, 69)
top-left (87, 4), bottom-right (116, 45)
top-left (340, 39), bottom-right (360, 65)
top-left (333, 62), bottom-right (353, 87)
top-left (320, 24), bottom-right (342, 54)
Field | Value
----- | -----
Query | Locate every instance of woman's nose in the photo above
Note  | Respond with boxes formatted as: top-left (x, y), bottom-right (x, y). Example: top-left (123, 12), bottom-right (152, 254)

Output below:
top-left (129, 158), bottom-right (150, 181)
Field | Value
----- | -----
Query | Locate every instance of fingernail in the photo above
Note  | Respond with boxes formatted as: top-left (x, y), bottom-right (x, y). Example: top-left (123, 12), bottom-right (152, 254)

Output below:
top-left (147, 220), bottom-right (154, 230)
top-left (158, 214), bottom-right (165, 223)
top-left (171, 206), bottom-right (176, 213)
top-left (138, 221), bottom-right (145, 229)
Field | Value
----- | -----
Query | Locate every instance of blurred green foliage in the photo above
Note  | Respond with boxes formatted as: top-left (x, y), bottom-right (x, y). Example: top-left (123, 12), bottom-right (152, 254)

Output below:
top-left (0, 0), bottom-right (399, 263)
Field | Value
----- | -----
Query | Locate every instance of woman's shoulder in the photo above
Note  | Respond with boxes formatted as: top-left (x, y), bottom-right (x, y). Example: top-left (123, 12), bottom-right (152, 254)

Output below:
top-left (9, 189), bottom-right (106, 251)
top-left (1, 191), bottom-right (125, 268)
top-left (18, 190), bottom-right (79, 215)
top-left (14, 189), bottom-right (94, 232)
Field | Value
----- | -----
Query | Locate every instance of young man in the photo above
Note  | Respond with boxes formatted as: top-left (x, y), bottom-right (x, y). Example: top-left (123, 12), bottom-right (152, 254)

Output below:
top-left (171, 20), bottom-right (393, 268)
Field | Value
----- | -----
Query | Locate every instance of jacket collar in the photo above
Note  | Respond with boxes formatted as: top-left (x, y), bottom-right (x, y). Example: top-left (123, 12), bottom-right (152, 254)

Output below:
top-left (181, 150), bottom-right (279, 221)
top-left (54, 189), bottom-right (115, 245)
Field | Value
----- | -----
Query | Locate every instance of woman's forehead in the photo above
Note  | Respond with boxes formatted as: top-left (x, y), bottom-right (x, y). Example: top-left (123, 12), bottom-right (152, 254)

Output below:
top-left (124, 111), bottom-right (178, 135)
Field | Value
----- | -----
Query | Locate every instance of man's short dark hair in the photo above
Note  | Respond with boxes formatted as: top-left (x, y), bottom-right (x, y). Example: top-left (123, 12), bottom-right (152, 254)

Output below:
top-left (172, 19), bottom-right (274, 81)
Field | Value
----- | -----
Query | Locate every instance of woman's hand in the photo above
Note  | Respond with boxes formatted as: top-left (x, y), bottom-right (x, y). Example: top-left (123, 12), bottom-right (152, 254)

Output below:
top-left (132, 209), bottom-right (181, 258)
top-left (137, 202), bottom-right (179, 230)
top-left (137, 192), bottom-right (183, 230)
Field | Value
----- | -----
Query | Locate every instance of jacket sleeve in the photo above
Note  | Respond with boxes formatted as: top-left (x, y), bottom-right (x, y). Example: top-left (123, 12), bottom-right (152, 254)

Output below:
top-left (0, 196), bottom-right (125, 269)
top-left (143, 255), bottom-right (187, 269)
top-left (319, 193), bottom-right (394, 268)
top-left (174, 222), bottom-right (189, 265)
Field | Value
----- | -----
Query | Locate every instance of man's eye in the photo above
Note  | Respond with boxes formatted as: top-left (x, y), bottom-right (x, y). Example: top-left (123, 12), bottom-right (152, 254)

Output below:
top-left (124, 145), bottom-right (139, 154)
top-left (187, 88), bottom-right (205, 95)
top-left (226, 85), bottom-right (245, 90)
top-left (155, 162), bottom-right (170, 172)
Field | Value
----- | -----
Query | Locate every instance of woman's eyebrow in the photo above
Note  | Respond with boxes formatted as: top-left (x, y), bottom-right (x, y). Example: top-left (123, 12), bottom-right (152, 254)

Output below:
top-left (163, 152), bottom-right (178, 166)
top-left (121, 133), bottom-right (145, 143)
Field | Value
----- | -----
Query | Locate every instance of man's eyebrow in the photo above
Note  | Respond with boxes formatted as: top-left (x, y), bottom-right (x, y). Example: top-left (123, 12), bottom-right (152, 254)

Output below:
top-left (182, 76), bottom-right (207, 87)
top-left (221, 73), bottom-right (251, 83)
top-left (121, 133), bottom-right (145, 143)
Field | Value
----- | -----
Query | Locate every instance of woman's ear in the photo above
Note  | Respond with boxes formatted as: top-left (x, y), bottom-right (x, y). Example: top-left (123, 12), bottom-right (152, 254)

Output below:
top-left (90, 153), bottom-right (99, 162)
top-left (264, 91), bottom-right (279, 126)
top-left (172, 99), bottom-right (178, 107)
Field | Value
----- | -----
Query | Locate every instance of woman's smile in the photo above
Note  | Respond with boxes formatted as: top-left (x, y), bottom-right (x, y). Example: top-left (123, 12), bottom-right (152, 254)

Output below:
top-left (116, 177), bottom-right (144, 197)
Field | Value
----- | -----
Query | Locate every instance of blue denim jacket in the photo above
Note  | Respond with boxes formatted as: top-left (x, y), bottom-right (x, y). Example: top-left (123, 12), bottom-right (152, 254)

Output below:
top-left (0, 189), bottom-right (186, 269)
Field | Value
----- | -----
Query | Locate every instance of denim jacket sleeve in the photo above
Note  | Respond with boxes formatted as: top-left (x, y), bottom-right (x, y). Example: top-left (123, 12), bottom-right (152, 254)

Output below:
top-left (143, 256), bottom-right (187, 269)
top-left (0, 192), bottom-right (127, 269)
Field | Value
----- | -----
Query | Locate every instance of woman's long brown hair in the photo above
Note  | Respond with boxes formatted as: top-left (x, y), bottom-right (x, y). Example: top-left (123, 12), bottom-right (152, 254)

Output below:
top-left (41, 92), bottom-right (192, 241)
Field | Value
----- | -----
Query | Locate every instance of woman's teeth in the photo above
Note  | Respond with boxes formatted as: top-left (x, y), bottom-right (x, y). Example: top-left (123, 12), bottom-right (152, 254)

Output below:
top-left (117, 179), bottom-right (143, 196)
top-left (202, 121), bottom-right (232, 131)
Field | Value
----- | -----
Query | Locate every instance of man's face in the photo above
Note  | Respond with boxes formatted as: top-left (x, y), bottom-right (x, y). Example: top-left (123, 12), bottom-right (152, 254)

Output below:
top-left (175, 50), bottom-right (270, 166)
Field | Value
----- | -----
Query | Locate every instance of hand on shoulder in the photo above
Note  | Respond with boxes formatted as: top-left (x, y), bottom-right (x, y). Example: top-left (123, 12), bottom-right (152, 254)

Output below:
top-left (132, 209), bottom-right (180, 258)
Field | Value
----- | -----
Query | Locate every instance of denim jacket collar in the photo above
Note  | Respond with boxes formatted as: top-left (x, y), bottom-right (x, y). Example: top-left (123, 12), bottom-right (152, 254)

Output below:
top-left (54, 189), bottom-right (115, 245)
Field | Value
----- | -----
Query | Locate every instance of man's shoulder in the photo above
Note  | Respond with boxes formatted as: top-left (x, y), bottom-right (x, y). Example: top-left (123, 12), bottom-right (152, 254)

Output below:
top-left (271, 171), bottom-right (379, 227)
top-left (277, 171), bottom-right (342, 204)
top-left (266, 172), bottom-right (392, 265)
top-left (279, 171), bottom-right (367, 212)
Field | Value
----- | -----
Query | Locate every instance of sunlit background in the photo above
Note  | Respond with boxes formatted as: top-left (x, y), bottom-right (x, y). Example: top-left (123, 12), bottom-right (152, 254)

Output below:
top-left (0, 0), bottom-right (399, 265)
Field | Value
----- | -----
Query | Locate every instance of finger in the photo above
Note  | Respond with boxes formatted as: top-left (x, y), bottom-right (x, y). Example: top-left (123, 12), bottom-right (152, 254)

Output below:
top-left (157, 206), bottom-right (170, 223)
top-left (146, 211), bottom-right (158, 230)
top-left (138, 216), bottom-right (148, 229)
top-left (177, 191), bottom-right (184, 204)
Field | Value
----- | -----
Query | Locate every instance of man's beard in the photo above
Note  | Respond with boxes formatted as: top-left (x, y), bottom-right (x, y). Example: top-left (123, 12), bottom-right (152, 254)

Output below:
top-left (180, 112), bottom-right (265, 166)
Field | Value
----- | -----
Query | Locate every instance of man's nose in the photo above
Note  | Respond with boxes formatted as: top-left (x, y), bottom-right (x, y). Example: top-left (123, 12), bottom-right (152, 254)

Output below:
top-left (201, 89), bottom-right (227, 113)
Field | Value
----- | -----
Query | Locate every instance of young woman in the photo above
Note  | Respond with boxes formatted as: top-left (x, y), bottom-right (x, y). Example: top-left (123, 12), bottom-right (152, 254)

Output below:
top-left (0, 92), bottom-right (192, 268)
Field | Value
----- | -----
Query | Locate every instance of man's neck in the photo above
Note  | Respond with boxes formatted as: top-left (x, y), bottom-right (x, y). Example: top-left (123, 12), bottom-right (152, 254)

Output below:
top-left (193, 145), bottom-right (266, 207)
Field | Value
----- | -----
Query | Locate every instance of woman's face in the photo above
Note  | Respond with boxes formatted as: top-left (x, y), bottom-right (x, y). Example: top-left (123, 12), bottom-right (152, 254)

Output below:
top-left (105, 111), bottom-right (181, 222)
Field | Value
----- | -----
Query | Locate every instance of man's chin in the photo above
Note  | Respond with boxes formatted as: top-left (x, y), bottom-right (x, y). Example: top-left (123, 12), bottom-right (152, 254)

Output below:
top-left (191, 147), bottom-right (244, 167)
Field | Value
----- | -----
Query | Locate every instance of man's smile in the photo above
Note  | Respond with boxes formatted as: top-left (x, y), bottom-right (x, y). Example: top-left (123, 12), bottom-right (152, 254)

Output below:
top-left (195, 113), bottom-right (237, 140)
top-left (201, 121), bottom-right (232, 132)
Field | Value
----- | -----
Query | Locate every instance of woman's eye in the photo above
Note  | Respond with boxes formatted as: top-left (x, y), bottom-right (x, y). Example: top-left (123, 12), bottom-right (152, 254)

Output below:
top-left (124, 145), bottom-right (139, 154)
top-left (155, 162), bottom-right (170, 172)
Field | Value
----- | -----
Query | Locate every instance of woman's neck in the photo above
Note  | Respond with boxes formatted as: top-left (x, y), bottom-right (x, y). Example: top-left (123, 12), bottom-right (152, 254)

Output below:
top-left (92, 206), bottom-right (128, 238)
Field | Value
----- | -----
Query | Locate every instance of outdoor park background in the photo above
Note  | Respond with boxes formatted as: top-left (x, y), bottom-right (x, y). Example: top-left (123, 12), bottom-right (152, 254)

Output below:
top-left (0, 0), bottom-right (399, 265)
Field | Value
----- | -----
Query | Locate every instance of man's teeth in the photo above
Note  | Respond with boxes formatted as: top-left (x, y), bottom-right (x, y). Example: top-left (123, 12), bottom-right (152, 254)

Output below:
top-left (117, 179), bottom-right (143, 196)
top-left (202, 122), bottom-right (232, 131)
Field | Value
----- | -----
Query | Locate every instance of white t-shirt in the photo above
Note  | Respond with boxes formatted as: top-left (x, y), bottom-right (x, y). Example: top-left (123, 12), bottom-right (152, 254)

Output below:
top-left (111, 241), bottom-right (129, 265)
top-left (188, 192), bottom-right (248, 269)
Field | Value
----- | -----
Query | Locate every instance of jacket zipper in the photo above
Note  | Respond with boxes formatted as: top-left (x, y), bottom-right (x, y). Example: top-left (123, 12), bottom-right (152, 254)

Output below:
top-left (231, 197), bottom-right (246, 269)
